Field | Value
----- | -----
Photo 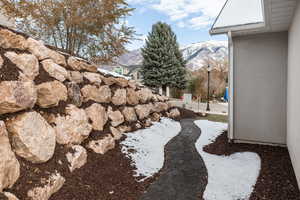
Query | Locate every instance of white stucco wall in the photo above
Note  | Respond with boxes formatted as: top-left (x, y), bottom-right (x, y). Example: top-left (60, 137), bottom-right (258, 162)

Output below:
top-left (287, 1), bottom-right (300, 187)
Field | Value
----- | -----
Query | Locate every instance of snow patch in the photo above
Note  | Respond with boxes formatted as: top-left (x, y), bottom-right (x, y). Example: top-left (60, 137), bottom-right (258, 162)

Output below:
top-left (194, 120), bottom-right (261, 200)
top-left (121, 118), bottom-right (181, 181)
top-left (97, 68), bottom-right (131, 80)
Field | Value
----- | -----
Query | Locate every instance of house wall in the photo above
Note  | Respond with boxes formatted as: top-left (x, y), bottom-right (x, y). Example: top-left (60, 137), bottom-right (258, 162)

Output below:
top-left (287, 1), bottom-right (300, 187)
top-left (232, 32), bottom-right (288, 145)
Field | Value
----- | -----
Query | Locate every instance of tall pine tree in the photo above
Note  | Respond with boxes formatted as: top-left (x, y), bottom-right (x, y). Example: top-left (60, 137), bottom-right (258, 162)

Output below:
top-left (141, 22), bottom-right (187, 90)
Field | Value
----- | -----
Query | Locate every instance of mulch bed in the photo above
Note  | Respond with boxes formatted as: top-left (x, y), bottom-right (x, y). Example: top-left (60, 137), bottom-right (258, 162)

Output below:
top-left (175, 107), bottom-right (200, 120)
top-left (0, 193), bottom-right (8, 200)
top-left (203, 132), bottom-right (300, 200)
top-left (33, 63), bottom-right (56, 85)
top-left (0, 48), bottom-right (21, 82)
top-left (6, 138), bottom-right (156, 200)
top-left (50, 141), bottom-right (156, 200)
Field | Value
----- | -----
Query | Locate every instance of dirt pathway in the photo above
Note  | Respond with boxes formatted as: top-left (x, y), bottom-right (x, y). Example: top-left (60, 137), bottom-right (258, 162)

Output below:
top-left (140, 119), bottom-right (208, 200)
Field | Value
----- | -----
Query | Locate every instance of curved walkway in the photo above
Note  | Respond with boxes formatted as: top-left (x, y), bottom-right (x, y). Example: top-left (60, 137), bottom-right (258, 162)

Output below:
top-left (140, 119), bottom-right (208, 200)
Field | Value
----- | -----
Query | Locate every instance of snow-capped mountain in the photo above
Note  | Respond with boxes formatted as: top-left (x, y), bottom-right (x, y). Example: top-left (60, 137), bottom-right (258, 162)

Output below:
top-left (116, 49), bottom-right (142, 67)
top-left (115, 41), bottom-right (228, 71)
top-left (181, 41), bottom-right (228, 71)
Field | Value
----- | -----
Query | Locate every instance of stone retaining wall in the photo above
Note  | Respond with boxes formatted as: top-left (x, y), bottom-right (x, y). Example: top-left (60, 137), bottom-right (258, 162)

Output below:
top-left (0, 26), bottom-right (180, 200)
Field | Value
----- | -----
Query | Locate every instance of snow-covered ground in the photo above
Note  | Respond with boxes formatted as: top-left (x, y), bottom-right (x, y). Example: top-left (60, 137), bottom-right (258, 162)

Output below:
top-left (121, 118), bottom-right (181, 181)
top-left (98, 68), bottom-right (131, 80)
top-left (194, 120), bottom-right (261, 200)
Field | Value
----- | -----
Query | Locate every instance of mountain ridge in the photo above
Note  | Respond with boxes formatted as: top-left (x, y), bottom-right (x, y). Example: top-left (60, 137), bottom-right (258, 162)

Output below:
top-left (115, 40), bottom-right (228, 71)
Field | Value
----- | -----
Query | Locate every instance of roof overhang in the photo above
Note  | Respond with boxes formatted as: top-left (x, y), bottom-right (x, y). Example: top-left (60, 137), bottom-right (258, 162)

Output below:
top-left (210, 0), bottom-right (298, 36)
top-left (210, 22), bottom-right (265, 35)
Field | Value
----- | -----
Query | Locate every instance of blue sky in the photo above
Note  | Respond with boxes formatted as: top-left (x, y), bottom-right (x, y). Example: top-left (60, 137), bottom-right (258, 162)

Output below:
top-left (126, 0), bottom-right (227, 50)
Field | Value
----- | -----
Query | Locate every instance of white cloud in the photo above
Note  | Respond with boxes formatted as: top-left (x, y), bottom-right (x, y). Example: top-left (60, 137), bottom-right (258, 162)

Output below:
top-left (153, 0), bottom-right (226, 19)
top-left (129, 0), bottom-right (226, 29)
top-left (138, 7), bottom-right (148, 14)
top-left (188, 15), bottom-right (212, 30)
top-left (127, 0), bottom-right (157, 5)
top-left (177, 21), bottom-right (186, 28)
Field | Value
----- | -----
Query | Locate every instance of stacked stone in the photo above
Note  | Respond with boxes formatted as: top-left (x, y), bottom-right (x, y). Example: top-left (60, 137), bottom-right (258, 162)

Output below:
top-left (0, 27), bottom-right (180, 200)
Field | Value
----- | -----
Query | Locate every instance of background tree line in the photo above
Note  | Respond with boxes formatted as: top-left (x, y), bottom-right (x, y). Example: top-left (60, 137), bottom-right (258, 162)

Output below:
top-left (0, 0), bottom-right (135, 63)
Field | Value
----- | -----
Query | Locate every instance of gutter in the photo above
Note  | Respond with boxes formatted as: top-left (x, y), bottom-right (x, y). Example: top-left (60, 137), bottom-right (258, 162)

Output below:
top-left (210, 22), bottom-right (265, 35)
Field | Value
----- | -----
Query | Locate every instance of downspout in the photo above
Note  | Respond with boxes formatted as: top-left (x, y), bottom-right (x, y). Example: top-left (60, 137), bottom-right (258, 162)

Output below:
top-left (228, 31), bottom-right (234, 142)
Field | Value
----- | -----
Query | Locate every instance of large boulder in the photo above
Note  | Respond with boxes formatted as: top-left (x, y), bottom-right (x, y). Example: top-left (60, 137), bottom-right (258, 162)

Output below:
top-left (82, 72), bottom-right (102, 85)
top-left (54, 105), bottom-right (92, 145)
top-left (112, 89), bottom-right (126, 106)
top-left (2, 192), bottom-right (19, 200)
top-left (4, 52), bottom-right (39, 80)
top-left (27, 38), bottom-right (66, 65)
top-left (66, 82), bottom-right (83, 107)
top-left (87, 135), bottom-right (115, 154)
top-left (81, 85), bottom-right (111, 103)
top-left (36, 81), bottom-right (67, 108)
top-left (128, 80), bottom-right (137, 90)
top-left (67, 57), bottom-right (97, 72)
top-left (137, 88), bottom-right (153, 103)
top-left (153, 102), bottom-right (169, 113)
top-left (115, 78), bottom-right (128, 88)
top-left (135, 104), bottom-right (151, 120)
top-left (107, 107), bottom-right (124, 127)
top-left (144, 118), bottom-right (152, 127)
top-left (126, 88), bottom-right (139, 105)
top-left (167, 108), bottom-right (181, 118)
top-left (122, 107), bottom-right (137, 122)
top-left (0, 29), bottom-right (27, 50)
top-left (66, 145), bottom-right (87, 172)
top-left (0, 121), bottom-right (20, 192)
top-left (0, 55), bottom-right (3, 68)
top-left (0, 81), bottom-right (37, 115)
top-left (41, 59), bottom-right (69, 82)
top-left (151, 113), bottom-right (161, 122)
top-left (157, 95), bottom-right (169, 102)
top-left (67, 57), bottom-right (82, 71)
top-left (85, 103), bottom-right (108, 131)
top-left (117, 125), bottom-right (132, 133)
top-left (6, 112), bottom-right (56, 163)
top-left (102, 76), bottom-right (116, 86)
top-left (27, 172), bottom-right (65, 200)
top-left (68, 71), bottom-right (83, 84)
top-left (110, 127), bottom-right (123, 141)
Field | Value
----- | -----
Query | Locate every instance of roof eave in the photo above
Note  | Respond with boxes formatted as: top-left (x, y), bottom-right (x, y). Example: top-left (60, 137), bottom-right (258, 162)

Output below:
top-left (210, 22), bottom-right (266, 35)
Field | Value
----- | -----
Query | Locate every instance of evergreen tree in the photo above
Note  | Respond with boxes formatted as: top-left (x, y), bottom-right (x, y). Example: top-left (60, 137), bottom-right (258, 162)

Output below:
top-left (141, 22), bottom-right (187, 89)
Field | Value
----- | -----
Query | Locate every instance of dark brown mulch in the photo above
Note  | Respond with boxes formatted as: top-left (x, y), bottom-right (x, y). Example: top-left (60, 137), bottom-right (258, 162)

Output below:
top-left (77, 77), bottom-right (93, 89)
top-left (203, 132), bottom-right (300, 200)
top-left (7, 144), bottom-right (70, 200)
top-left (50, 142), bottom-right (155, 200)
top-left (0, 193), bottom-right (8, 200)
top-left (33, 63), bottom-right (56, 85)
top-left (0, 49), bottom-right (21, 82)
top-left (6, 139), bottom-right (155, 200)
top-left (33, 101), bottom-right (68, 117)
top-left (175, 107), bottom-right (200, 120)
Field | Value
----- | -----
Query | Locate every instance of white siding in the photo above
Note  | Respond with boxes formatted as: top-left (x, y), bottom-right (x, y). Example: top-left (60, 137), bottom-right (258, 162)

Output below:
top-left (287, 0), bottom-right (300, 188)
top-left (233, 32), bottom-right (287, 145)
